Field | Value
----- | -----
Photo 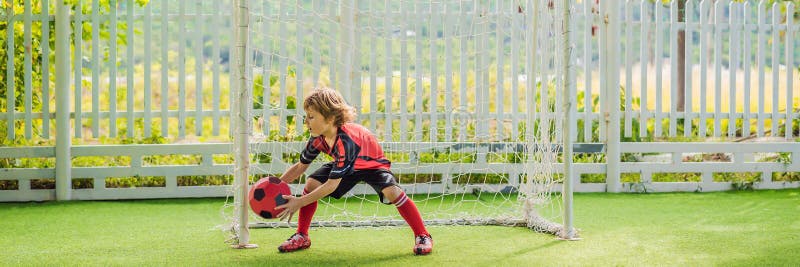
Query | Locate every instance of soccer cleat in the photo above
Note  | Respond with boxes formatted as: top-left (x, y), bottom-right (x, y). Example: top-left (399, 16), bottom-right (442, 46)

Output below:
top-left (278, 233), bottom-right (311, 253)
top-left (413, 234), bottom-right (433, 255)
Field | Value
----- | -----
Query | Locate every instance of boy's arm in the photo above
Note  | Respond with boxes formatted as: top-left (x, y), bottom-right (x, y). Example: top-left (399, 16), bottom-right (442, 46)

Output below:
top-left (298, 178), bottom-right (340, 206)
top-left (279, 162), bottom-right (311, 183)
top-left (276, 178), bottom-right (341, 221)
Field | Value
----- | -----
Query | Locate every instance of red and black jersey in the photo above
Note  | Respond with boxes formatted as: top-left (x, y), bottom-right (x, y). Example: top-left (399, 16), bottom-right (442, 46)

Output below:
top-left (299, 123), bottom-right (391, 178)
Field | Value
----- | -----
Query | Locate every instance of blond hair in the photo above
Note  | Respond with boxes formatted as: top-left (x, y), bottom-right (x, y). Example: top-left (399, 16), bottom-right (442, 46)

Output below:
top-left (303, 87), bottom-right (357, 127)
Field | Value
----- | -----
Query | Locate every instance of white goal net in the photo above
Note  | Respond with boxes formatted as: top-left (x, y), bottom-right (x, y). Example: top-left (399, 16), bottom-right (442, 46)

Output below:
top-left (224, 0), bottom-right (577, 247)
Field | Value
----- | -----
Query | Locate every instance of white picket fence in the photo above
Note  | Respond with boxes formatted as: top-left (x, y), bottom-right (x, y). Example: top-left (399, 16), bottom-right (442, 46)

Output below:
top-left (1, 0), bottom-right (798, 202)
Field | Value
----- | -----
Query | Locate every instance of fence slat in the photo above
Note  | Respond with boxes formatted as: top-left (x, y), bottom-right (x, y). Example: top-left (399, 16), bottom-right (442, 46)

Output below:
top-left (399, 1), bottom-right (409, 142)
top-left (785, 2), bottom-right (794, 139)
top-left (278, 1), bottom-right (288, 138)
top-left (328, 2), bottom-right (337, 93)
top-left (771, 3), bottom-right (779, 136)
top-left (757, 1), bottom-right (766, 137)
top-left (553, 1), bottom-right (563, 144)
top-left (5, 2), bottom-right (14, 139)
top-left (41, 0), bottom-right (51, 139)
top-left (91, 0), bottom-right (100, 138)
top-left (444, 5), bottom-right (453, 142)
top-left (194, 1), bottom-right (203, 136)
top-left (340, 1), bottom-right (355, 109)
top-left (127, 0), bottom-right (135, 138)
top-left (277, 1), bottom-right (288, 137)
top-left (489, 3), bottom-right (495, 141)
top-left (669, 1), bottom-right (678, 137)
top-left (354, 1), bottom-right (364, 111)
top-left (177, 0), bottom-right (186, 138)
top-left (227, 1), bottom-right (234, 138)
top-left (259, 1), bottom-right (271, 136)
top-left (742, 2), bottom-right (751, 137)
top-left (713, 0), bottom-right (722, 138)
top-left (624, 0), bottom-right (633, 138)
top-left (728, 2), bottom-right (738, 138)
top-left (654, 2), bottom-right (663, 137)
top-left (368, 1), bottom-right (377, 134)
top-left (478, 1), bottom-right (490, 141)
top-left (639, 0), bottom-right (649, 138)
top-left (109, 0), bottom-right (118, 137)
top-left (698, 0), bottom-right (708, 137)
top-left (24, 0), bottom-right (32, 139)
top-left (384, 2), bottom-right (393, 141)
top-left (295, 0), bottom-right (304, 137)
top-left (414, 2), bottom-right (423, 142)
top-left (475, 1), bottom-right (485, 141)
top-left (525, 0), bottom-right (535, 144)
top-left (161, 0), bottom-right (169, 137)
top-left (74, 0), bottom-right (82, 138)
top-left (143, 1), bottom-right (152, 137)
top-left (684, 0), bottom-right (694, 137)
top-left (592, 0), bottom-right (604, 142)
top-left (312, 0), bottom-right (321, 88)
top-left (211, 1), bottom-right (220, 136)
top-left (458, 3), bottom-right (468, 142)
top-left (495, 2), bottom-right (504, 141)
top-left (430, 1), bottom-right (439, 142)
top-left (510, 4), bottom-right (519, 140)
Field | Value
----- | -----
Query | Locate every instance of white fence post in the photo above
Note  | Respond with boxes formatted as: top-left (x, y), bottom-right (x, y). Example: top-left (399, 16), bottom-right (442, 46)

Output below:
top-left (602, 0), bottom-right (622, 192)
top-left (55, 0), bottom-right (72, 201)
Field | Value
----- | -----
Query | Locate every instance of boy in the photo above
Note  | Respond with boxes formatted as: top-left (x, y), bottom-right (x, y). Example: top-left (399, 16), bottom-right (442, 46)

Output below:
top-left (274, 87), bottom-right (433, 255)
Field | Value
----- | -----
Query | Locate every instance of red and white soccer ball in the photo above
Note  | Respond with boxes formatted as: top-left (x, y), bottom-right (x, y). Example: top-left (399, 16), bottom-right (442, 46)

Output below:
top-left (248, 176), bottom-right (292, 219)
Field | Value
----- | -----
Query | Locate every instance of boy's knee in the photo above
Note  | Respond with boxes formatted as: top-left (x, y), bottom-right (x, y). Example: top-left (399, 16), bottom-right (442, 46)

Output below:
top-left (304, 178), bottom-right (322, 193)
top-left (381, 185), bottom-right (403, 202)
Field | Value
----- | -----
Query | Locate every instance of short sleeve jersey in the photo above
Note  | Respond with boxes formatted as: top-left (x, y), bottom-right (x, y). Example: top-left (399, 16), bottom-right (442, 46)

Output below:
top-left (299, 123), bottom-right (391, 178)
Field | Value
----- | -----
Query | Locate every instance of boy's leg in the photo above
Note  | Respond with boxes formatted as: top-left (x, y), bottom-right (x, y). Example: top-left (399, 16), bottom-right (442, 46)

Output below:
top-left (279, 164), bottom-right (332, 253)
top-left (382, 185), bottom-right (429, 237)
top-left (382, 185), bottom-right (433, 255)
top-left (278, 178), bottom-right (319, 253)
top-left (278, 179), bottom-right (319, 253)
top-left (367, 170), bottom-right (432, 255)
top-left (297, 178), bottom-right (322, 236)
top-left (280, 164), bottom-right (361, 253)
top-left (366, 170), bottom-right (430, 236)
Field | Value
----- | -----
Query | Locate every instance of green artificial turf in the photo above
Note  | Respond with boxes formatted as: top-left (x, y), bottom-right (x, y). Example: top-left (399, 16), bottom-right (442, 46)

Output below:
top-left (1, 189), bottom-right (798, 266)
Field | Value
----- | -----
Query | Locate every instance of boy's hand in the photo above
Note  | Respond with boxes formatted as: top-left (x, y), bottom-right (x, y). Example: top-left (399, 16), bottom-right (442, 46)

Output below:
top-left (276, 195), bottom-right (302, 222)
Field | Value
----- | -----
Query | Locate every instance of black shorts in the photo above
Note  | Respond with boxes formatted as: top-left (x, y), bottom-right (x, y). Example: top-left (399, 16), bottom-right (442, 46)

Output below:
top-left (308, 162), bottom-right (399, 204)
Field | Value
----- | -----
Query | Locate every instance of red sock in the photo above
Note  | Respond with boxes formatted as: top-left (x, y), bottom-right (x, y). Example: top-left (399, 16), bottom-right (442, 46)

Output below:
top-left (393, 191), bottom-right (429, 236)
top-left (297, 189), bottom-right (317, 236)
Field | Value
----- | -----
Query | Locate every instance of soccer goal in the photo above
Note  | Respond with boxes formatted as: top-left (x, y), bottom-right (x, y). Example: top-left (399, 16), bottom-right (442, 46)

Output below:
top-left (225, 0), bottom-right (578, 248)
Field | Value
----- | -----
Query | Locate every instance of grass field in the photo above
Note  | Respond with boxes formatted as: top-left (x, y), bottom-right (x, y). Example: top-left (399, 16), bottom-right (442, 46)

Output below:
top-left (1, 189), bottom-right (799, 266)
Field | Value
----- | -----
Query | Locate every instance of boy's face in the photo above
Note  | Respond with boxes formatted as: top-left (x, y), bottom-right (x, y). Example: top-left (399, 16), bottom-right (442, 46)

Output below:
top-left (304, 108), bottom-right (335, 137)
